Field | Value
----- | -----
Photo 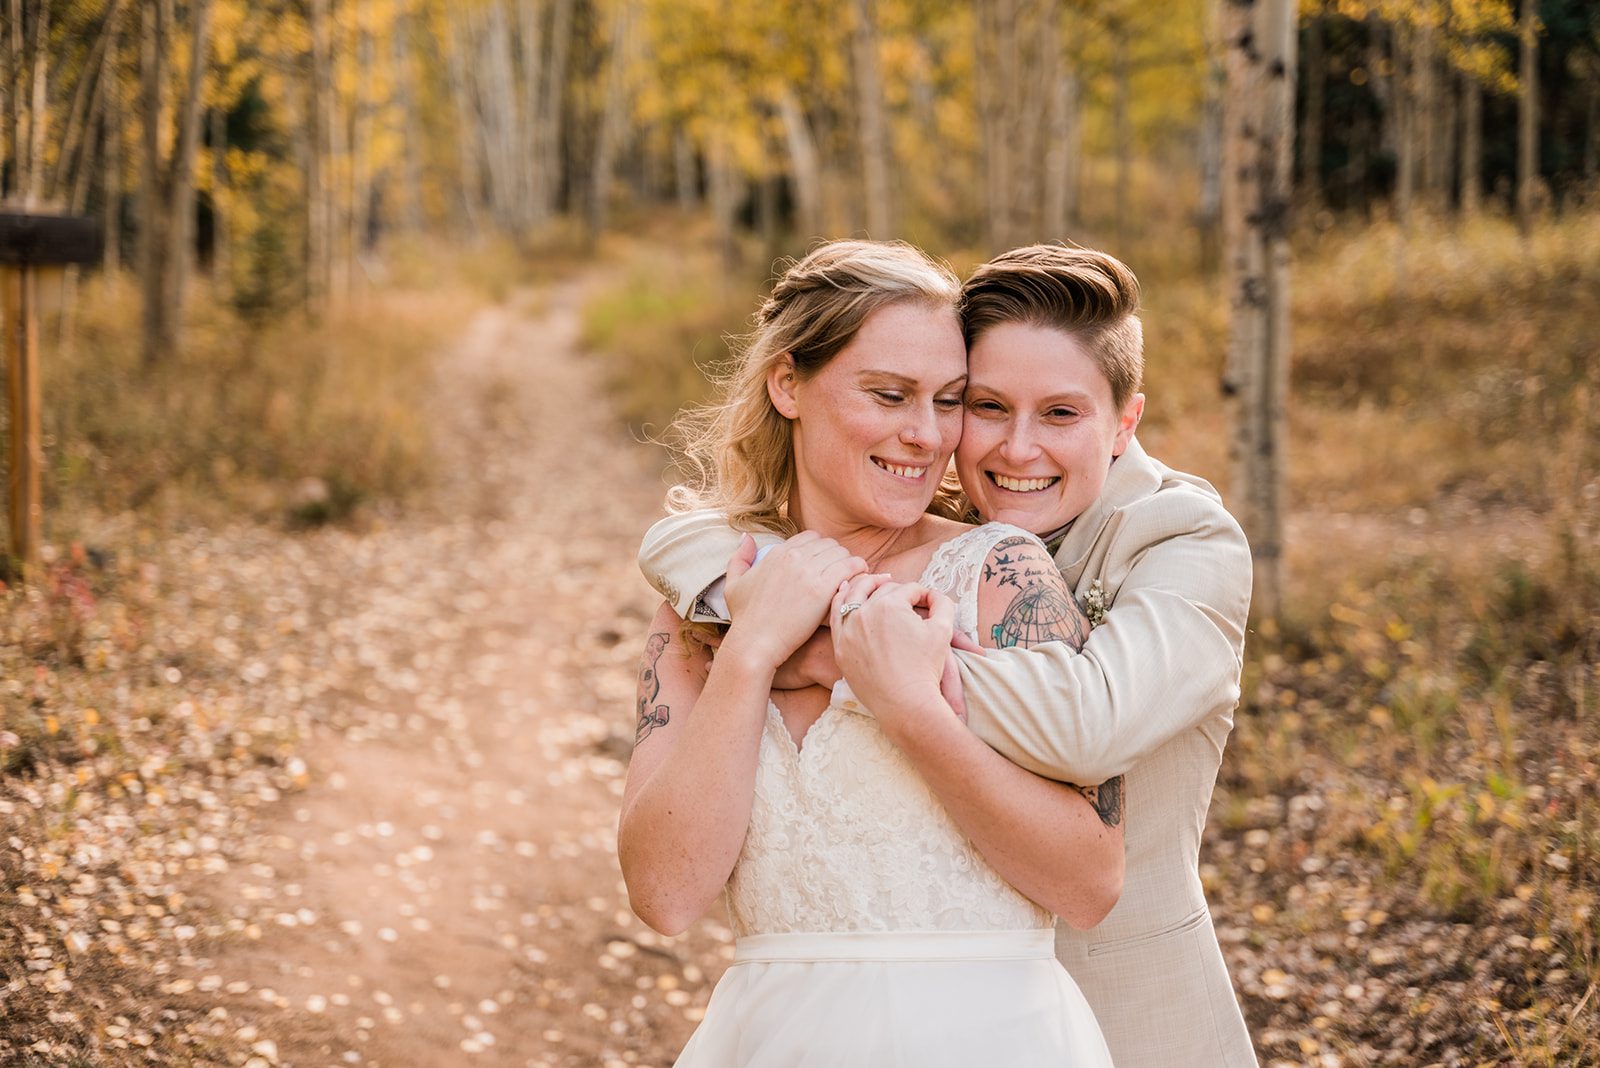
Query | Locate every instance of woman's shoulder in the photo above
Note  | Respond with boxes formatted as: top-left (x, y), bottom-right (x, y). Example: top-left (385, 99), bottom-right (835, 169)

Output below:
top-left (947, 520), bottom-right (1047, 558)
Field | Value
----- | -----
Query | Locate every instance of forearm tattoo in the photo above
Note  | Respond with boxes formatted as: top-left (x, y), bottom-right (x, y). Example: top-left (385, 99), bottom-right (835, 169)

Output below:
top-left (635, 632), bottom-right (672, 743)
top-left (983, 537), bottom-right (1092, 651)
top-left (1069, 776), bottom-right (1125, 829)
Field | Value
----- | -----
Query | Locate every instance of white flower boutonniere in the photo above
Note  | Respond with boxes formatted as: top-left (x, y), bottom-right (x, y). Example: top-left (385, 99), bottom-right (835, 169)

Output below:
top-left (1080, 579), bottom-right (1109, 629)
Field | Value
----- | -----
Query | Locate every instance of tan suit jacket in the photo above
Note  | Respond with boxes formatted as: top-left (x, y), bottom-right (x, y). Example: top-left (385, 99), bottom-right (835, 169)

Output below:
top-left (637, 438), bottom-right (1257, 1067)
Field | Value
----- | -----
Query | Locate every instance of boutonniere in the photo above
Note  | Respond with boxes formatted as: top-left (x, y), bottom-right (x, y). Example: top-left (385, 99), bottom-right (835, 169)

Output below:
top-left (1080, 579), bottom-right (1109, 629)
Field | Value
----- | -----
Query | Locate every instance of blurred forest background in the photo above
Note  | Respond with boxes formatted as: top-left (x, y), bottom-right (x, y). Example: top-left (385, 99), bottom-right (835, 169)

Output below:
top-left (1, 0), bottom-right (1597, 1065)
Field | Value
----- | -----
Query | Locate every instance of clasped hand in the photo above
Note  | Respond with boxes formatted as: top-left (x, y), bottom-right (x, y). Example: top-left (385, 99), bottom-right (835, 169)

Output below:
top-left (720, 532), bottom-right (867, 671)
top-left (830, 574), bottom-right (966, 740)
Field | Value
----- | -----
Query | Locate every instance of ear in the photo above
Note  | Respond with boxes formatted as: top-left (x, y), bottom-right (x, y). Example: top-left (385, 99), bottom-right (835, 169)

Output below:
top-left (767, 355), bottom-right (800, 420)
top-left (1111, 393), bottom-right (1144, 456)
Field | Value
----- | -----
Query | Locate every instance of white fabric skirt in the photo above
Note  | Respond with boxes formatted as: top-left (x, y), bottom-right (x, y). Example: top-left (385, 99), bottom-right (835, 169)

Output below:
top-left (673, 930), bottom-right (1114, 1067)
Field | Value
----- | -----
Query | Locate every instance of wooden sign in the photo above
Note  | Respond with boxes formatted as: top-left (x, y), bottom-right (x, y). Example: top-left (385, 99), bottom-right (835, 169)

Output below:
top-left (1, 210), bottom-right (102, 574)
top-left (0, 212), bottom-right (103, 267)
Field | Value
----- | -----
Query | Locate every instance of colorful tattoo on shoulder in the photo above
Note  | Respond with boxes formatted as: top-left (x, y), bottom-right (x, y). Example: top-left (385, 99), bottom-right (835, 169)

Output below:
top-left (983, 538), bottom-right (1091, 651)
top-left (635, 632), bottom-right (672, 743)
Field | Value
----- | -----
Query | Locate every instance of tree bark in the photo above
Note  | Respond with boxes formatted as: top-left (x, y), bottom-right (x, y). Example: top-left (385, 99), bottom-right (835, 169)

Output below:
top-left (776, 88), bottom-right (822, 240)
top-left (1461, 72), bottom-right (1482, 215)
top-left (393, 5), bottom-right (425, 231)
top-left (139, 0), bottom-right (168, 365)
top-left (1112, 23), bottom-right (1131, 249)
top-left (976, 2), bottom-right (998, 247)
top-left (1584, 79), bottom-right (1597, 182)
top-left (308, 0), bottom-right (334, 305)
top-left (524, 0), bottom-right (556, 223)
top-left (1224, 0), bottom-right (1297, 625)
top-left (166, 0), bottom-right (212, 320)
top-left (1516, 0), bottom-right (1538, 234)
top-left (50, 1), bottom-right (123, 202)
top-left (672, 129), bottom-right (696, 211)
top-left (23, 0), bottom-right (48, 204)
top-left (1416, 22), bottom-right (1439, 209)
top-left (538, 0), bottom-right (575, 220)
top-left (1391, 22), bottom-right (1415, 227)
top-left (442, 8), bottom-right (482, 231)
top-left (851, 0), bottom-right (893, 237)
top-left (350, 0), bottom-right (374, 265)
top-left (5, 0), bottom-right (30, 202)
top-left (1197, 0), bottom-right (1225, 269)
top-left (707, 132), bottom-right (740, 271)
top-left (586, 0), bottom-right (633, 243)
top-left (1437, 66), bottom-right (1457, 210)
top-left (1, 0), bottom-right (11, 199)
top-left (211, 105), bottom-right (230, 289)
top-left (1043, 43), bottom-right (1080, 240)
top-left (1300, 5), bottom-right (1323, 211)
top-left (103, 27), bottom-right (122, 273)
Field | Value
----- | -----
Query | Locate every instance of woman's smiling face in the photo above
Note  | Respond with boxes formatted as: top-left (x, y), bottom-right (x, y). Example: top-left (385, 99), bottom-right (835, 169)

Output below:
top-left (776, 301), bottom-right (967, 534)
top-left (956, 321), bottom-right (1143, 534)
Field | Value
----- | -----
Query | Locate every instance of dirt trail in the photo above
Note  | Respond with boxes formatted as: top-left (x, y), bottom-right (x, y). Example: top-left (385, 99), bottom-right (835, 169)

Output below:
top-left (184, 280), bottom-right (728, 1068)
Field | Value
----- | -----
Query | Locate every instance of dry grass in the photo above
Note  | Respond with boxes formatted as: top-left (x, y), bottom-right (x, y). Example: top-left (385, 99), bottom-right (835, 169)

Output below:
top-left (29, 234), bottom-right (574, 542)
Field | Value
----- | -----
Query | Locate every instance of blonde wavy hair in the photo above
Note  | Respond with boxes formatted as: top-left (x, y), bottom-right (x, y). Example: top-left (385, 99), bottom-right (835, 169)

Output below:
top-left (666, 240), bottom-right (961, 534)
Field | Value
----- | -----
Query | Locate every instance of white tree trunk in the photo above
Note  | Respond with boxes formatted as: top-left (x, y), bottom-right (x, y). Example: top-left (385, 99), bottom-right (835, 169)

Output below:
top-left (586, 1), bottom-right (633, 242)
top-left (1225, 0), bottom-right (1297, 624)
top-left (1197, 0), bottom-right (1225, 269)
top-left (776, 87), bottom-right (822, 241)
top-left (851, 0), bottom-right (893, 237)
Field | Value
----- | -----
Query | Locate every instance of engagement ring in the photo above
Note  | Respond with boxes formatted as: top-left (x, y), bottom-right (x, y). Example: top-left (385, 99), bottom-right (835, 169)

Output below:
top-left (837, 601), bottom-right (864, 620)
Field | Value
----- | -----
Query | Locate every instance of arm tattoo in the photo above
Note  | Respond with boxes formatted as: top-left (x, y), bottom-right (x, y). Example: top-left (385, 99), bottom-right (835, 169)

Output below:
top-left (635, 632), bottom-right (672, 743)
top-left (985, 538), bottom-right (1092, 651)
top-left (1068, 776), bottom-right (1124, 829)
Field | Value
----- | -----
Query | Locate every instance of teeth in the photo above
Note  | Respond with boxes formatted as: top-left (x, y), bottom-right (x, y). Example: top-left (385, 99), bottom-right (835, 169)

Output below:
top-left (992, 473), bottom-right (1058, 492)
top-left (874, 459), bottom-right (928, 479)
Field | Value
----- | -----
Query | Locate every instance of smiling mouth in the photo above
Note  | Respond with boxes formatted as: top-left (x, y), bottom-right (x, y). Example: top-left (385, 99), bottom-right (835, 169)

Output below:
top-left (987, 472), bottom-right (1060, 493)
top-left (872, 458), bottom-right (929, 479)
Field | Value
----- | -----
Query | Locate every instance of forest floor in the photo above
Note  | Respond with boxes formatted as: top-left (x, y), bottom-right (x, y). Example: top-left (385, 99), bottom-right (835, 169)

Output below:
top-left (2, 276), bottom-right (725, 1067)
top-left (3, 264), bottom-right (1593, 1067)
top-left (144, 277), bottom-right (733, 1068)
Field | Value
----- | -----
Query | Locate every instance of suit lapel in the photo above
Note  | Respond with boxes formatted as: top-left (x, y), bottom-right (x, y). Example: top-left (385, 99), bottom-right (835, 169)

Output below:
top-left (1052, 436), bottom-right (1163, 587)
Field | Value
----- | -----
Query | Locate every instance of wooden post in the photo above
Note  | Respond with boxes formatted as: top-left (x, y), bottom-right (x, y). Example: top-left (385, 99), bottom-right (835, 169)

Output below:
top-left (3, 264), bottom-right (39, 570)
top-left (0, 209), bottom-right (101, 575)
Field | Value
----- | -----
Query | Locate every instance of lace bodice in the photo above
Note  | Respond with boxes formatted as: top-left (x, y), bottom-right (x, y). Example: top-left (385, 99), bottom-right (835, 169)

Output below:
top-left (724, 523), bottom-right (1054, 936)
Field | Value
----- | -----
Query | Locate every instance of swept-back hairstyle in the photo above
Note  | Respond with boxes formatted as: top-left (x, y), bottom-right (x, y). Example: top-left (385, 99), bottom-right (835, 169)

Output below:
top-left (958, 244), bottom-right (1144, 409)
top-left (667, 240), bottom-right (961, 533)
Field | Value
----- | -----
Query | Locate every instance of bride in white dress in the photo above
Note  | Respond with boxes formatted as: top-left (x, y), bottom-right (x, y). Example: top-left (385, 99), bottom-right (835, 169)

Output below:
top-left (620, 241), bottom-right (1120, 1066)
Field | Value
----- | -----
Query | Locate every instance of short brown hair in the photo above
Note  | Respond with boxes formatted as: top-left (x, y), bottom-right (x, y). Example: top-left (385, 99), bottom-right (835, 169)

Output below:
top-left (959, 244), bottom-right (1144, 408)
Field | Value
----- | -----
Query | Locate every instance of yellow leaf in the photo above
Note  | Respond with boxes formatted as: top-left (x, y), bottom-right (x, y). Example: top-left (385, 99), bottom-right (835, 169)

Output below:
top-left (44, 715), bottom-right (59, 735)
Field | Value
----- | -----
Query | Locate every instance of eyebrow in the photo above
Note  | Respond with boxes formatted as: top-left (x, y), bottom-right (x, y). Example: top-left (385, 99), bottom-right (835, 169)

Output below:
top-left (860, 370), bottom-right (969, 391)
top-left (966, 381), bottom-right (1096, 406)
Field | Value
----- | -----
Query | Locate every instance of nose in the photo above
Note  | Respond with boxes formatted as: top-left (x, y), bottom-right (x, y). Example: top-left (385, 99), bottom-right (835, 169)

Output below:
top-left (901, 401), bottom-right (939, 454)
top-left (998, 418), bottom-right (1040, 465)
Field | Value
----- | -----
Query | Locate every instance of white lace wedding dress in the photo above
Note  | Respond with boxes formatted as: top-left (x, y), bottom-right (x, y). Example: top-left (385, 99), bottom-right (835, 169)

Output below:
top-left (674, 524), bottom-right (1114, 1067)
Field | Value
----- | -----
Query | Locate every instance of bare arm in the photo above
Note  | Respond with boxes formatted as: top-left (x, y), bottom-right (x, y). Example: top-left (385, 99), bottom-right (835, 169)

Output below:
top-left (832, 536), bottom-right (1125, 929)
top-left (618, 601), bottom-right (772, 936)
top-left (618, 534), bottom-right (866, 935)
top-left (958, 497), bottom-right (1252, 784)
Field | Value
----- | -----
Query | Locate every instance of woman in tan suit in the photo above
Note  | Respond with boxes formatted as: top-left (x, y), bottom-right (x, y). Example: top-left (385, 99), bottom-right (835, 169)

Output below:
top-left (640, 244), bottom-right (1259, 1067)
